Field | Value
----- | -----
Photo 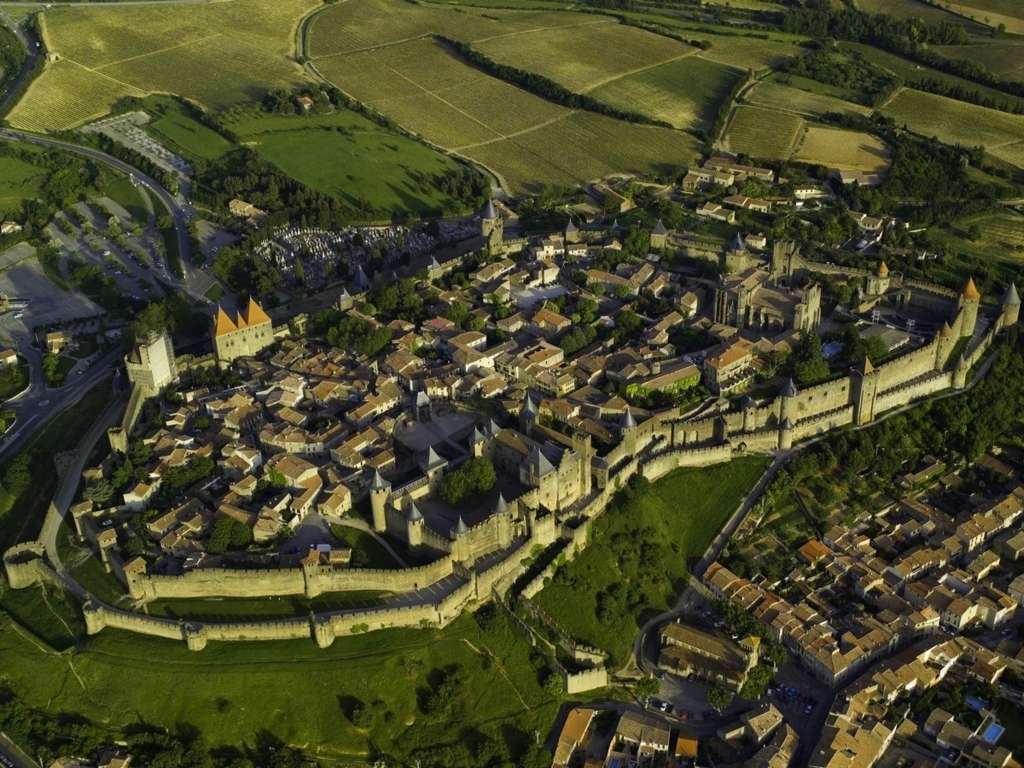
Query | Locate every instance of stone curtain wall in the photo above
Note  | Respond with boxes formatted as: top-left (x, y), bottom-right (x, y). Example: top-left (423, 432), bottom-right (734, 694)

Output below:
top-left (126, 556), bottom-right (458, 600)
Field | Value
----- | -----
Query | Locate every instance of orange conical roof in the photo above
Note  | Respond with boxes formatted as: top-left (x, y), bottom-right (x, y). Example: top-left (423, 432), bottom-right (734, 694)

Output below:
top-left (235, 311), bottom-right (248, 330)
top-left (214, 306), bottom-right (237, 337)
top-left (244, 297), bottom-right (272, 326)
top-left (877, 261), bottom-right (889, 277)
top-left (962, 277), bottom-right (981, 301)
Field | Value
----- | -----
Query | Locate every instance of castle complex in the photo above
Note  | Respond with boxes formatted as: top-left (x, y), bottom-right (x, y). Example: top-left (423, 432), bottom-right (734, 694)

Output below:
top-left (5, 205), bottom-right (1021, 669)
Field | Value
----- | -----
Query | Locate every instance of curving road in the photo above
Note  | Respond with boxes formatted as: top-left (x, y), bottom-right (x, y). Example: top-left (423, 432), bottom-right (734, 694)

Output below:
top-left (0, 6), bottom-right (40, 117)
top-left (0, 128), bottom-right (193, 270)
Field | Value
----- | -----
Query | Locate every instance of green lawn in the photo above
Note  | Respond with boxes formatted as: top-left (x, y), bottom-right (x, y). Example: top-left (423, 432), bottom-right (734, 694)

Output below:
top-left (102, 175), bottom-right (150, 223)
top-left (0, 360), bottom-right (28, 400)
top-left (0, 154), bottom-right (45, 217)
top-left (534, 456), bottom-right (769, 665)
top-left (0, 607), bottom-right (560, 763)
top-left (330, 523), bottom-right (405, 568)
top-left (222, 107), bottom-right (481, 216)
top-left (0, 582), bottom-right (84, 651)
top-left (143, 95), bottom-right (235, 162)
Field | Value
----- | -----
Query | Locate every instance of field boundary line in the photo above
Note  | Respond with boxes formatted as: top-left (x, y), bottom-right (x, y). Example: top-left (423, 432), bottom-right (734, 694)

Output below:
top-left (876, 84), bottom-right (904, 110)
top-left (451, 110), bottom-right (574, 150)
top-left (460, 638), bottom-right (530, 711)
top-left (469, 16), bottom-right (614, 44)
top-left (94, 32), bottom-right (223, 70)
top-left (58, 57), bottom-right (147, 95)
top-left (312, 32), bottom-right (433, 60)
top-left (579, 46), bottom-right (698, 94)
top-left (382, 62), bottom-right (506, 142)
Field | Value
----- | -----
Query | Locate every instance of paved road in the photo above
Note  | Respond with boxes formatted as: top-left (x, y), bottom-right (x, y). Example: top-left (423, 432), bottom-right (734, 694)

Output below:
top-left (0, 6), bottom-right (40, 117)
top-left (0, 732), bottom-right (37, 768)
top-left (40, 395), bottom-right (125, 583)
top-left (0, 128), bottom-right (194, 278)
top-left (0, 347), bottom-right (122, 466)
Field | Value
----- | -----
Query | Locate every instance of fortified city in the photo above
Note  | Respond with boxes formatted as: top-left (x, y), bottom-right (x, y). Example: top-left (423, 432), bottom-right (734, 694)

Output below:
top-left (1, 0), bottom-right (1024, 766)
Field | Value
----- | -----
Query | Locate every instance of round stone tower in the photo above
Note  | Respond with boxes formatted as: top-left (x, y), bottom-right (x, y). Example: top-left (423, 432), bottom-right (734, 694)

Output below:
top-left (369, 470), bottom-right (390, 533)
top-left (1001, 283), bottom-right (1020, 329)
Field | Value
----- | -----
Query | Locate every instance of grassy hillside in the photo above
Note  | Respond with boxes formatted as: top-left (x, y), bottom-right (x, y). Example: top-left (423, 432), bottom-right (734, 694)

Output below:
top-left (0, 608), bottom-right (564, 763)
top-left (533, 457), bottom-right (768, 665)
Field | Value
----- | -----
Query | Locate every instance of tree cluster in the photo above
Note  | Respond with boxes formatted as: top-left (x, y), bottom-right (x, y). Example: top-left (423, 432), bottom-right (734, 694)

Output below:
top-left (440, 457), bottom-right (496, 505)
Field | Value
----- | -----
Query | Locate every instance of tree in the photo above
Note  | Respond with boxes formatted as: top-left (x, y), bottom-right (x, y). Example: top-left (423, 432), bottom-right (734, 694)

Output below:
top-left (440, 457), bottom-right (496, 505)
top-left (83, 479), bottom-right (115, 506)
top-left (206, 515), bottom-right (252, 554)
top-left (544, 672), bottom-right (564, 697)
top-left (42, 352), bottom-right (63, 386)
top-left (634, 675), bottom-right (659, 700)
top-left (707, 684), bottom-right (734, 711)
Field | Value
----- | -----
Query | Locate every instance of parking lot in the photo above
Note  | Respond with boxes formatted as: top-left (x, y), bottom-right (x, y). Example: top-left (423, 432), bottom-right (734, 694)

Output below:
top-left (80, 111), bottom-right (191, 178)
top-left (47, 198), bottom-right (170, 303)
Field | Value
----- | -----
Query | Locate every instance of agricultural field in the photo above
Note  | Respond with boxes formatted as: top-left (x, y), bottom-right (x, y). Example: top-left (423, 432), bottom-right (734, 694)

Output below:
top-left (474, 20), bottom-right (695, 93)
top-left (589, 56), bottom-right (743, 131)
top-left (699, 0), bottom-right (785, 9)
top-left (933, 0), bottom-right (1024, 33)
top-left (0, 608), bottom-right (563, 762)
top-left (926, 209), bottom-right (1024, 270)
top-left (311, 0), bottom-right (747, 133)
top-left (935, 42), bottom-right (1024, 81)
top-left (222, 106), bottom-right (484, 215)
top-left (609, 10), bottom-right (807, 71)
top-left (722, 104), bottom-right (804, 160)
top-left (881, 88), bottom-right (1024, 167)
top-left (793, 125), bottom-right (890, 172)
top-left (9, 59), bottom-right (144, 132)
top-left (533, 457), bottom-right (769, 665)
top-left (307, 0), bottom-right (586, 58)
top-left (841, 42), bottom-right (1024, 113)
top-left (855, 0), bottom-right (990, 32)
top-left (693, 33), bottom-right (802, 71)
top-left (8, 0), bottom-right (318, 131)
top-left (745, 77), bottom-right (873, 118)
top-left (314, 36), bottom-right (700, 192)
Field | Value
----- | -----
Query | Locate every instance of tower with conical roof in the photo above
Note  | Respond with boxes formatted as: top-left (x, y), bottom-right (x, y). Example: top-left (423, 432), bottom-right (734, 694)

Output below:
top-left (778, 417), bottom-right (794, 451)
top-left (469, 425), bottom-right (488, 459)
top-left (520, 392), bottom-right (538, 434)
top-left (953, 352), bottom-right (970, 390)
top-left (620, 407), bottom-right (638, 456)
top-left (369, 470), bottom-right (391, 533)
top-left (650, 219), bottom-right (669, 251)
top-left (779, 378), bottom-right (798, 424)
top-left (564, 218), bottom-right (580, 245)
top-left (866, 260), bottom-right (891, 297)
top-left (934, 320), bottom-right (958, 370)
top-left (480, 199), bottom-right (503, 252)
top-left (406, 500), bottom-right (424, 547)
top-left (1001, 283), bottom-right (1020, 328)
top-left (957, 277), bottom-right (981, 339)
